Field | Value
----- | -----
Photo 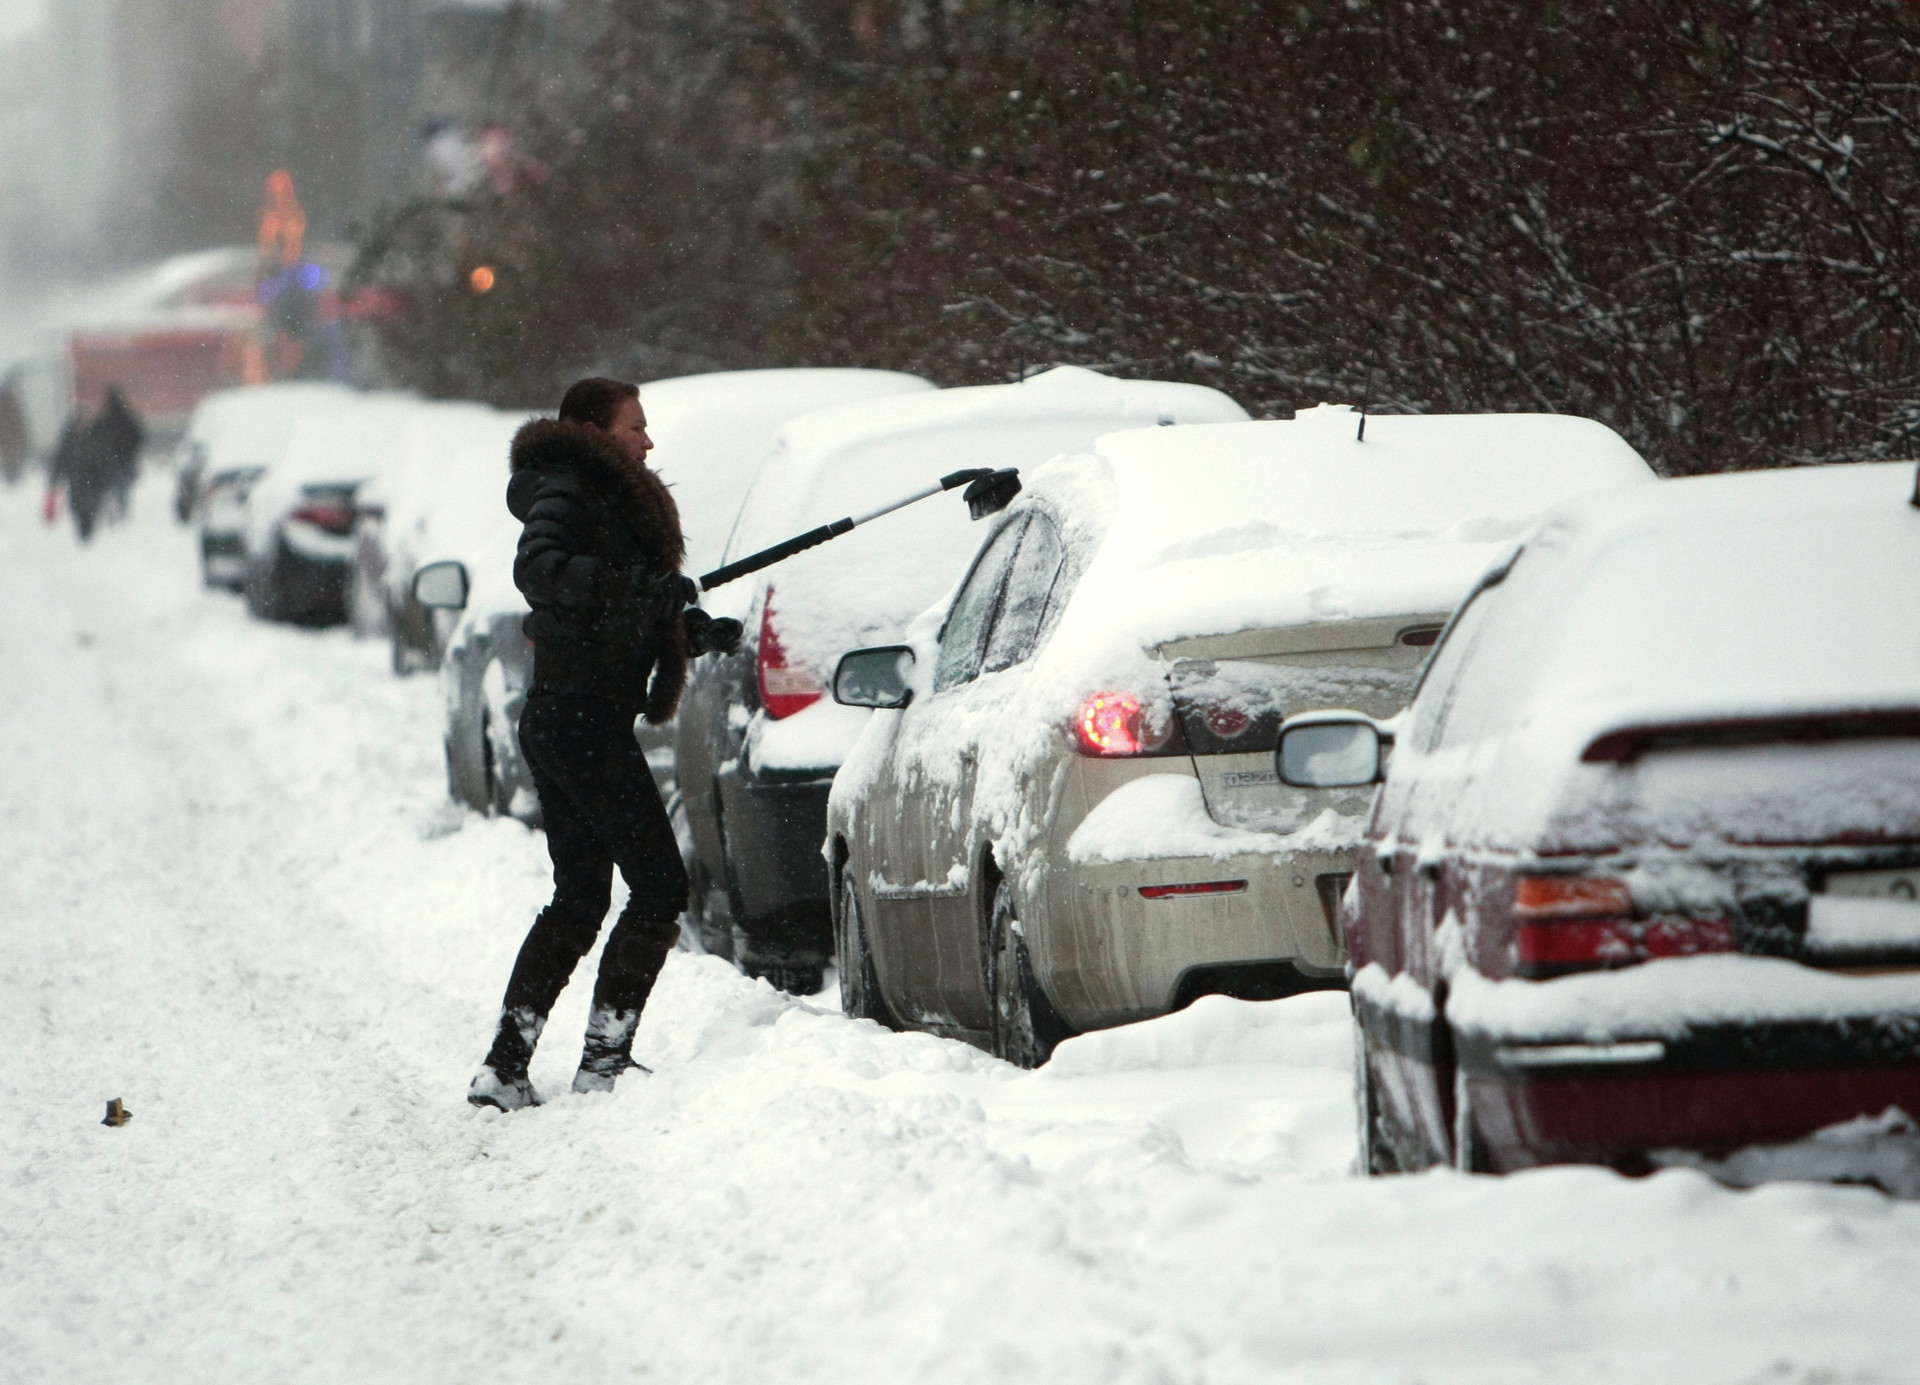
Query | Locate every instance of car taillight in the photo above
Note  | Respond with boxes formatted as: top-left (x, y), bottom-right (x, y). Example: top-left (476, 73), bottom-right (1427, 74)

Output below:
top-left (291, 502), bottom-right (354, 535)
top-left (1513, 875), bottom-right (1736, 977)
top-left (1073, 691), bottom-right (1182, 757)
top-left (1139, 880), bottom-right (1247, 900)
top-left (756, 591), bottom-right (824, 720)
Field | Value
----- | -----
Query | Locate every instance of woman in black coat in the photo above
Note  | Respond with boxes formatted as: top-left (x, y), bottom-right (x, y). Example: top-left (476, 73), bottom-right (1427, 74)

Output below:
top-left (470, 377), bottom-right (738, 1111)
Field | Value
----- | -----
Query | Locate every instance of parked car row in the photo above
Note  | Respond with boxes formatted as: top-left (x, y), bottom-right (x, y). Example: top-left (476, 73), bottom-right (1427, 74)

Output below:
top-left (175, 370), bottom-right (1920, 1192)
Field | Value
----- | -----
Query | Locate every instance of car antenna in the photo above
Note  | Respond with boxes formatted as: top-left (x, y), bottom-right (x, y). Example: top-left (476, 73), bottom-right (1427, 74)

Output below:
top-left (698, 467), bottom-right (1023, 592)
top-left (1357, 366), bottom-right (1376, 442)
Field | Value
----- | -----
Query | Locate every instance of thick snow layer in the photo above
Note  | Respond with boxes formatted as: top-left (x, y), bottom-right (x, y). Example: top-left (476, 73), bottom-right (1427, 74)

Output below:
top-left (1387, 461), bottom-right (1920, 852)
top-left (642, 367), bottom-right (934, 577)
top-left (1446, 955), bottom-right (1920, 1041)
top-left (10, 477), bottom-right (1920, 1383)
top-left (1059, 404), bottom-right (1654, 653)
top-left (745, 696), bottom-right (873, 772)
top-left (708, 366), bottom-right (1250, 669)
top-left (1066, 773), bottom-right (1357, 863)
top-left (181, 381), bottom-right (360, 474)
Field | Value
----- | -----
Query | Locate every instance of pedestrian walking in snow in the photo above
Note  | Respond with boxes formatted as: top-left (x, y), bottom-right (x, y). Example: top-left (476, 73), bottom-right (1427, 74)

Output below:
top-left (0, 371), bottom-right (29, 486)
top-left (92, 388), bottom-right (144, 523)
top-left (46, 410), bottom-right (108, 542)
top-left (469, 378), bottom-right (740, 1111)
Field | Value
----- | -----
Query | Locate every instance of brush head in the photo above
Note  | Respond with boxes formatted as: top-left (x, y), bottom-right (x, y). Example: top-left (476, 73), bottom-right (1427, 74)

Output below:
top-left (963, 468), bottom-right (1023, 520)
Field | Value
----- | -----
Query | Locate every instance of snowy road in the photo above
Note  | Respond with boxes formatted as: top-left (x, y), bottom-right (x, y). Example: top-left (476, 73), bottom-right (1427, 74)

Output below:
top-left (4, 476), bottom-right (1920, 1385)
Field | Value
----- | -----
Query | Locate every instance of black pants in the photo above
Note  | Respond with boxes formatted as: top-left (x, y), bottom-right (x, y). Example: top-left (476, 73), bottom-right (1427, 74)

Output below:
top-left (493, 692), bottom-right (687, 1034)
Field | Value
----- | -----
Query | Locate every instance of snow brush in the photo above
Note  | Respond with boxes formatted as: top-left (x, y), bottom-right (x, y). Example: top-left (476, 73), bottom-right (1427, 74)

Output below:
top-left (697, 467), bottom-right (1022, 592)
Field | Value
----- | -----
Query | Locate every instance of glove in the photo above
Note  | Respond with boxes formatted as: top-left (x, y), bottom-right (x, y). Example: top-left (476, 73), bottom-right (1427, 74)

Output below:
top-left (684, 606), bottom-right (743, 658)
top-left (626, 568), bottom-right (699, 627)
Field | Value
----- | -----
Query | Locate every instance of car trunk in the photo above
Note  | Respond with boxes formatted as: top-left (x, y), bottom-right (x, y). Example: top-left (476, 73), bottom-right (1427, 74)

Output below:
top-left (1547, 732), bottom-right (1920, 972)
top-left (1156, 613), bottom-right (1446, 833)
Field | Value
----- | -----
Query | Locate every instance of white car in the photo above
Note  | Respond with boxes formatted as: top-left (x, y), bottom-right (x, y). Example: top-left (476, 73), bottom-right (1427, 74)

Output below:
top-left (239, 392), bottom-right (420, 625)
top-left (825, 405), bottom-right (1655, 1064)
top-left (349, 401), bottom-right (533, 670)
top-left (176, 383), bottom-right (356, 590)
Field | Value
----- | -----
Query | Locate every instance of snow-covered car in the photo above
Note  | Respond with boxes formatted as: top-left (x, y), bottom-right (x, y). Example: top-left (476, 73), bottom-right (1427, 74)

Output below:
top-left (683, 367), bottom-right (1250, 993)
top-left (348, 401), bottom-right (531, 672)
top-left (1283, 460), bottom-right (1920, 1184)
top-left (176, 382), bottom-right (356, 589)
top-left (826, 406), bottom-right (1655, 1065)
top-left (421, 368), bottom-right (934, 821)
top-left (240, 392), bottom-right (418, 624)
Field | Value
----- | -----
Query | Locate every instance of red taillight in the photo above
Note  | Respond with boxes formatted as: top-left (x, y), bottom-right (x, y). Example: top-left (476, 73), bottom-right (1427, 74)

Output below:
top-left (1514, 876), bottom-right (1633, 920)
top-left (291, 502), bottom-right (354, 535)
top-left (1512, 875), bottom-right (1735, 976)
top-left (1139, 880), bottom-right (1248, 900)
top-left (1074, 691), bottom-right (1178, 757)
top-left (756, 591), bottom-right (824, 720)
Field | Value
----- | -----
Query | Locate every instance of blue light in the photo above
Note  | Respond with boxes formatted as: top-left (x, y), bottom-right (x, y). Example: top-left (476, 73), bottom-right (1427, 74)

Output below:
top-left (296, 263), bottom-right (328, 292)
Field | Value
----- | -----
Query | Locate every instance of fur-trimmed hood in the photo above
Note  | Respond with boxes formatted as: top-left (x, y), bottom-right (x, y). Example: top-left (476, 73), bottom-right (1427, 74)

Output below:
top-left (506, 416), bottom-right (690, 723)
top-left (509, 417), bottom-right (685, 572)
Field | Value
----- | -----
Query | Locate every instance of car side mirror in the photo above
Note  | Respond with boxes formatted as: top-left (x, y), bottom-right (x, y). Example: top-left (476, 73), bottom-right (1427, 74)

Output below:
top-left (834, 645), bottom-right (916, 709)
top-left (412, 560), bottom-right (470, 611)
top-left (1277, 713), bottom-right (1385, 788)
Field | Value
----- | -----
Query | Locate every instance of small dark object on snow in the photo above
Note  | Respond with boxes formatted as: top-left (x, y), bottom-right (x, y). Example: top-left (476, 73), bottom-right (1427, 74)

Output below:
top-left (1909, 462), bottom-right (1920, 509)
top-left (101, 1098), bottom-right (131, 1127)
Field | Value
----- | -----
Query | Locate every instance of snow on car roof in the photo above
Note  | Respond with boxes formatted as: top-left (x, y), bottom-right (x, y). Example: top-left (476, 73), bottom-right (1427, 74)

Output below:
top-left (711, 366), bottom-right (1249, 662)
top-left (1034, 404), bottom-right (1655, 653)
top-left (642, 368), bottom-right (935, 577)
top-left (185, 382), bottom-right (360, 472)
top-left (1487, 459), bottom-right (1920, 752)
top-left (1385, 460), bottom-right (1920, 852)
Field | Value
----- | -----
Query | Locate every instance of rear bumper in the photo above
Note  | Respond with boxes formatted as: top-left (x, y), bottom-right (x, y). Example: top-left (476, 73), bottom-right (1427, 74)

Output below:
top-left (1048, 847), bottom-right (1351, 1028)
top-left (1457, 1016), bottom-right (1920, 1170)
top-left (715, 763), bottom-right (834, 942)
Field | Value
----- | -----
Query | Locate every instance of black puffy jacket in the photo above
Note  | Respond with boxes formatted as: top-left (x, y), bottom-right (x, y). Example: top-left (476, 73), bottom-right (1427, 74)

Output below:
top-left (506, 418), bottom-right (689, 721)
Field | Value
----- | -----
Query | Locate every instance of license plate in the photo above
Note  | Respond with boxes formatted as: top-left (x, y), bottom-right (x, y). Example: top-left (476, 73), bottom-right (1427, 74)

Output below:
top-left (1823, 868), bottom-right (1920, 902)
top-left (1810, 869), bottom-right (1920, 958)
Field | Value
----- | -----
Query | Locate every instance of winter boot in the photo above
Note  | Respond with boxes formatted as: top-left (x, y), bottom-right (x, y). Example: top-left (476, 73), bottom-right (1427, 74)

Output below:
top-left (469, 1005), bottom-right (547, 1111)
top-left (571, 1003), bottom-right (651, 1094)
top-left (468, 1065), bottom-right (541, 1112)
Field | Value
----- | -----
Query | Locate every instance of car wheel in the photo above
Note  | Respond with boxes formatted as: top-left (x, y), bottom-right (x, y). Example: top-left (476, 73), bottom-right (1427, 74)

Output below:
top-left (1354, 1019), bottom-right (1400, 1176)
top-left (1453, 1065), bottom-right (1492, 1174)
top-left (479, 707), bottom-right (501, 817)
top-left (837, 871), bottom-right (898, 1028)
top-left (988, 878), bottom-right (1071, 1069)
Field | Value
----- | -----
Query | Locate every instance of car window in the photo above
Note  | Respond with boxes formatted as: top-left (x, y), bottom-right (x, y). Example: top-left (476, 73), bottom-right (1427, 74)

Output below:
top-left (983, 513), bottom-right (1066, 674)
top-left (934, 516), bottom-right (1028, 693)
top-left (1407, 546), bottom-right (1553, 753)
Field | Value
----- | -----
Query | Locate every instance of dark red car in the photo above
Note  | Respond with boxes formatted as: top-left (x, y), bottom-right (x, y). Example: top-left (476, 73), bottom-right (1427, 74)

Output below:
top-left (1276, 461), bottom-right (1920, 1189)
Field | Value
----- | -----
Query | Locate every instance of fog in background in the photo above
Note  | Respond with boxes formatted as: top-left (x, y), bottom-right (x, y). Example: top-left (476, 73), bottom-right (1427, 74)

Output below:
top-left (0, 0), bottom-right (514, 324)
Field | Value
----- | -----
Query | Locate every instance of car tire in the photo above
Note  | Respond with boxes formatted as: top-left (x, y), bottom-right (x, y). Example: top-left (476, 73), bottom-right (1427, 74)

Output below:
top-left (1354, 1019), bottom-right (1400, 1176)
top-left (1453, 1065), bottom-right (1492, 1174)
top-left (988, 878), bottom-right (1071, 1069)
top-left (479, 706), bottom-right (502, 817)
top-left (837, 871), bottom-right (898, 1028)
